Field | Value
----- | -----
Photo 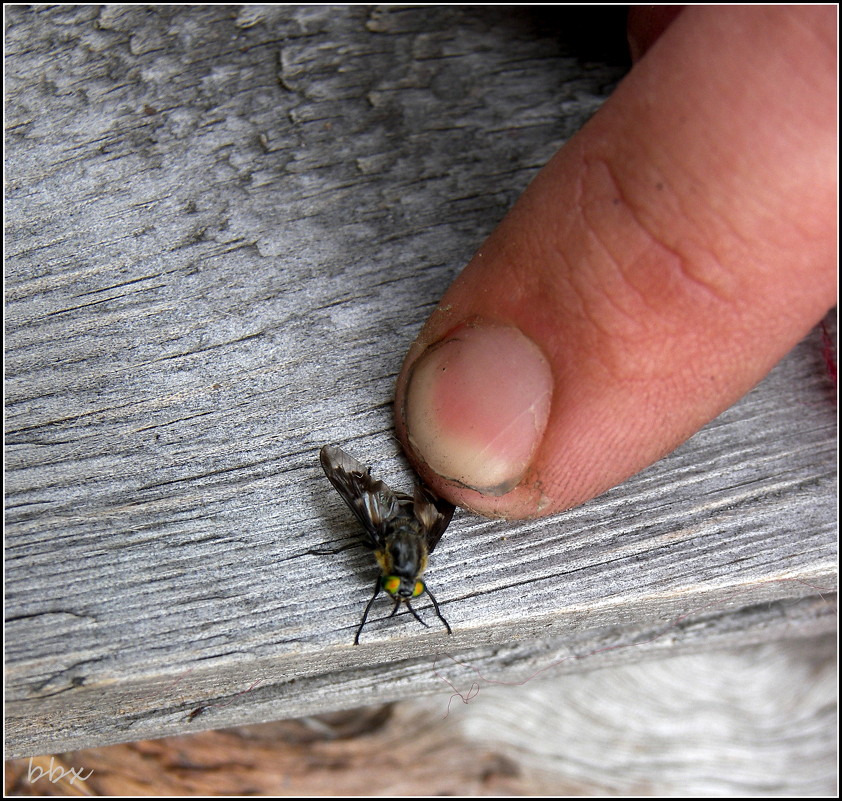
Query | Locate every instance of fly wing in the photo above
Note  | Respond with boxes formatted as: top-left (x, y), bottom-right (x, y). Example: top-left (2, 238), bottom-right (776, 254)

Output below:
top-left (320, 445), bottom-right (405, 549)
top-left (412, 484), bottom-right (455, 554)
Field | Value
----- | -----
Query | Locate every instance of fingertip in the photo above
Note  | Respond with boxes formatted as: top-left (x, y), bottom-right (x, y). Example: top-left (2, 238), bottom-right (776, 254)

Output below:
top-left (401, 323), bottom-right (553, 498)
top-left (395, 7), bottom-right (836, 521)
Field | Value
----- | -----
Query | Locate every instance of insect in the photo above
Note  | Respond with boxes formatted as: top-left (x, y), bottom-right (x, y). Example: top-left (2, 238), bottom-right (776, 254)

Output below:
top-left (319, 444), bottom-right (455, 644)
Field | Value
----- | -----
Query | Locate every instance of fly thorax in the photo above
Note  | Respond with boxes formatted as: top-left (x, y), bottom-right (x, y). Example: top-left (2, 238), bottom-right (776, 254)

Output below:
top-left (384, 527), bottom-right (428, 596)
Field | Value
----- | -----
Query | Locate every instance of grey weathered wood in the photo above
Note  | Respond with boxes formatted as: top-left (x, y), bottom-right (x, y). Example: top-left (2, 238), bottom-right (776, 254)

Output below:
top-left (3, 636), bottom-right (836, 794)
top-left (5, 5), bottom-right (836, 759)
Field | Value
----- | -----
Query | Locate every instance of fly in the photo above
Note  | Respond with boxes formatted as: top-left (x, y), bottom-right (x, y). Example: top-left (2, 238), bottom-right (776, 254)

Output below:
top-left (318, 444), bottom-right (455, 644)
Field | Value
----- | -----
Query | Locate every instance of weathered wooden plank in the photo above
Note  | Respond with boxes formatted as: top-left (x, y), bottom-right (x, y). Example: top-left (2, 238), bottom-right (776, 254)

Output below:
top-left (3, 636), bottom-right (836, 795)
top-left (5, 5), bottom-right (836, 759)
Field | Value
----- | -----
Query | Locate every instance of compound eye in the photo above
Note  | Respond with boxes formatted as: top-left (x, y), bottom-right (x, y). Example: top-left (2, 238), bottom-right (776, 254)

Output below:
top-left (382, 576), bottom-right (401, 595)
top-left (412, 580), bottom-right (425, 598)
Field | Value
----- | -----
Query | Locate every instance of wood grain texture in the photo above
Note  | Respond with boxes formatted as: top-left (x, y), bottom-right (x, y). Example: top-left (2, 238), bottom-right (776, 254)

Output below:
top-left (5, 5), bottom-right (836, 759)
top-left (4, 638), bottom-right (836, 795)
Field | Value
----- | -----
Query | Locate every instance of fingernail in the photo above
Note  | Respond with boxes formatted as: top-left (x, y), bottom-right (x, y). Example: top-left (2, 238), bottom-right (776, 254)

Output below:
top-left (403, 324), bottom-right (553, 495)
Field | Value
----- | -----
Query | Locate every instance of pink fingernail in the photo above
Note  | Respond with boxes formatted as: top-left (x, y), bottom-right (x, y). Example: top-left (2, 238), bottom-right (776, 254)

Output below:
top-left (403, 324), bottom-right (553, 495)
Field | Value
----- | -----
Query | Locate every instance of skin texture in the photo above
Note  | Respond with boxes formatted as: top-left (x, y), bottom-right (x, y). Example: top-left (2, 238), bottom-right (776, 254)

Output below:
top-left (396, 6), bottom-right (836, 519)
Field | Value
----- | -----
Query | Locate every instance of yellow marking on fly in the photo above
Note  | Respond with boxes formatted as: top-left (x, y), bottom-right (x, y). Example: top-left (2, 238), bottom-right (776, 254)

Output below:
top-left (374, 549), bottom-right (391, 574)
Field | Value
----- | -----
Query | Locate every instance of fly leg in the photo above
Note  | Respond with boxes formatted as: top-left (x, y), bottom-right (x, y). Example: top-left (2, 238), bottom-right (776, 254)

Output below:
top-left (424, 586), bottom-right (452, 635)
top-left (354, 575), bottom-right (382, 645)
top-left (405, 601), bottom-right (430, 629)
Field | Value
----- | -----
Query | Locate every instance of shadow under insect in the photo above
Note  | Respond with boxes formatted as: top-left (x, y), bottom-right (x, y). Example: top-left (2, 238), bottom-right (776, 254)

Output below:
top-left (314, 445), bottom-right (455, 644)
